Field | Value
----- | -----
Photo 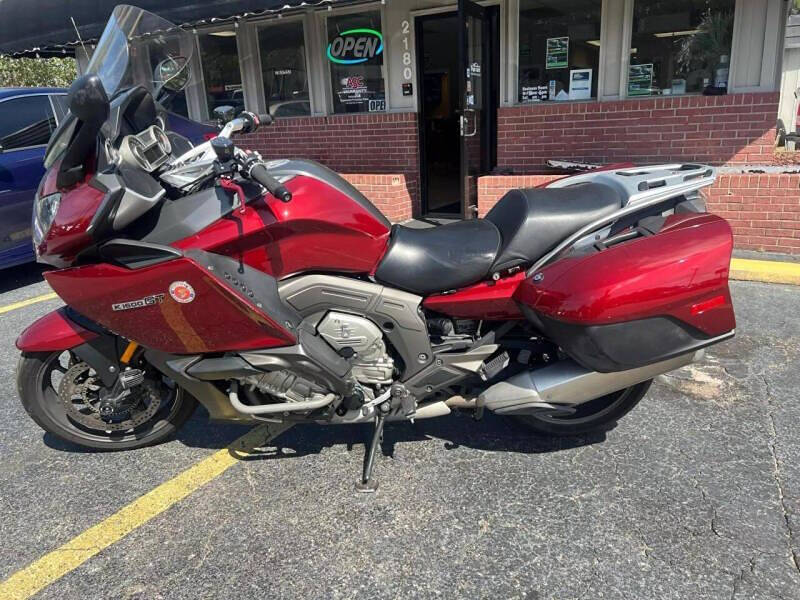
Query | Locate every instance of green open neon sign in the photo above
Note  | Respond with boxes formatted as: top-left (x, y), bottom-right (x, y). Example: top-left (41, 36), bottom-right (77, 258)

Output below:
top-left (327, 28), bottom-right (383, 64)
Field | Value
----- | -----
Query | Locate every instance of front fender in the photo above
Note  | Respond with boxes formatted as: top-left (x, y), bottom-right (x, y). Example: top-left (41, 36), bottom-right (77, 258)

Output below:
top-left (16, 307), bottom-right (99, 352)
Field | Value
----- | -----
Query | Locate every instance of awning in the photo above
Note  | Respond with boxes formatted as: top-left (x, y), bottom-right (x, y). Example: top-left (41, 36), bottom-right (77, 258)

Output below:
top-left (0, 0), bottom-right (360, 56)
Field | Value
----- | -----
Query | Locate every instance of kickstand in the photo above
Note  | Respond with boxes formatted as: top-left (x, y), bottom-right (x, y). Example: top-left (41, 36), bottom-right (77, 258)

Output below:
top-left (355, 412), bottom-right (386, 493)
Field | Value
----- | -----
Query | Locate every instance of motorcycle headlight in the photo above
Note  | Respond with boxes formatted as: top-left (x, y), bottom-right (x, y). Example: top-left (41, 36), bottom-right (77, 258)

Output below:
top-left (32, 192), bottom-right (61, 247)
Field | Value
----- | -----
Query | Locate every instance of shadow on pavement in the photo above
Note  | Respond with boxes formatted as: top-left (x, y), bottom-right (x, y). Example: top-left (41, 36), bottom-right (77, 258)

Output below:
top-left (41, 407), bottom-right (605, 459)
top-left (225, 412), bottom-right (605, 463)
top-left (0, 262), bottom-right (49, 294)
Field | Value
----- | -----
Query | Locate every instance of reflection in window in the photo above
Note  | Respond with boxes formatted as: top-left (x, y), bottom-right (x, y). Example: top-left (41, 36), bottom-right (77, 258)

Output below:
top-left (628, 0), bottom-right (734, 97)
top-left (259, 21), bottom-right (310, 118)
top-left (326, 11), bottom-right (386, 114)
top-left (198, 31), bottom-right (243, 117)
top-left (0, 96), bottom-right (56, 150)
top-left (517, 0), bottom-right (601, 103)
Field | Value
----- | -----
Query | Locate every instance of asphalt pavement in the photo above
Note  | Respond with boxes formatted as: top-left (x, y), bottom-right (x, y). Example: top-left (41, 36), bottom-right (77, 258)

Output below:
top-left (0, 262), bottom-right (798, 599)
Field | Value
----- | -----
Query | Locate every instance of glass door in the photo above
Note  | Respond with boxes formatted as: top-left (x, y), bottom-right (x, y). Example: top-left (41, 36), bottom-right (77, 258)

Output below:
top-left (458, 0), bottom-right (489, 219)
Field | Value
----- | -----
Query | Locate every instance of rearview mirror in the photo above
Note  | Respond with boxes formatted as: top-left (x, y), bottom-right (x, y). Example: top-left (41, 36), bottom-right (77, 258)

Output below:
top-left (68, 74), bottom-right (110, 125)
top-left (58, 74), bottom-right (110, 188)
top-left (213, 105), bottom-right (236, 126)
top-left (154, 56), bottom-right (190, 94)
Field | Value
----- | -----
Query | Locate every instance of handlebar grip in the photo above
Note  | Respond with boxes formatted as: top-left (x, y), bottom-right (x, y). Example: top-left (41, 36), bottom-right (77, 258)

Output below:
top-left (248, 163), bottom-right (292, 202)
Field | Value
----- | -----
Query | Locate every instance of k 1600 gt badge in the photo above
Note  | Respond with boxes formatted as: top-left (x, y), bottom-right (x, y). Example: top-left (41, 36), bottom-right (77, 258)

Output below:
top-left (112, 294), bottom-right (165, 312)
top-left (169, 281), bottom-right (196, 304)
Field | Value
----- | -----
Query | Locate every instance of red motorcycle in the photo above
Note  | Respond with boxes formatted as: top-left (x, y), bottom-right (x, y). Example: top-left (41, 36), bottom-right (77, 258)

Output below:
top-left (17, 6), bottom-right (735, 491)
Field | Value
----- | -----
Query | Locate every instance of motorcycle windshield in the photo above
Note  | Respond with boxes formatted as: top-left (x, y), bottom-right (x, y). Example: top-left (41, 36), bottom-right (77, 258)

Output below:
top-left (85, 5), bottom-right (194, 99)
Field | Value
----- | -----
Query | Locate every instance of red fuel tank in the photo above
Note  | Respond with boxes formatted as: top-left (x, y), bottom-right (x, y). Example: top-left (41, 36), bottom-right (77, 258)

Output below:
top-left (515, 213), bottom-right (736, 372)
top-left (174, 161), bottom-right (392, 279)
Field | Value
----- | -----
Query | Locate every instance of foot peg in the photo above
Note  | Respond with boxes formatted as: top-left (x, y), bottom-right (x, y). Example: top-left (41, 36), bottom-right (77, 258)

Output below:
top-left (479, 351), bottom-right (509, 381)
top-left (355, 409), bottom-right (387, 493)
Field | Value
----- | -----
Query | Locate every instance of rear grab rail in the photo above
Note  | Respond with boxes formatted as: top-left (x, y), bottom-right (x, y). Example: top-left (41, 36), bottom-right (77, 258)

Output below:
top-left (528, 165), bottom-right (717, 277)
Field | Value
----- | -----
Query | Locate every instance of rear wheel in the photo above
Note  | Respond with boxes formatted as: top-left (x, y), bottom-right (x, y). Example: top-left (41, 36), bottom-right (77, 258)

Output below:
top-left (513, 380), bottom-right (652, 436)
top-left (17, 350), bottom-right (197, 450)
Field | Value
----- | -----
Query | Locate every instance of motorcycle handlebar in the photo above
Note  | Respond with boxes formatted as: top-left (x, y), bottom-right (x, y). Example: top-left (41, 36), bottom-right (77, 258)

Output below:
top-left (247, 162), bottom-right (292, 203)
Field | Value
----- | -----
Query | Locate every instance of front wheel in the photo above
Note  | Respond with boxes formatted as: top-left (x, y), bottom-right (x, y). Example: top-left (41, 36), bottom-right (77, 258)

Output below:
top-left (17, 350), bottom-right (197, 450)
top-left (513, 380), bottom-right (652, 436)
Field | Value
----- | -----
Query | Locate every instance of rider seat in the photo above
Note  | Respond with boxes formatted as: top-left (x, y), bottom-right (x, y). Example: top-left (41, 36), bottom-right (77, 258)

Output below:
top-left (374, 182), bottom-right (622, 296)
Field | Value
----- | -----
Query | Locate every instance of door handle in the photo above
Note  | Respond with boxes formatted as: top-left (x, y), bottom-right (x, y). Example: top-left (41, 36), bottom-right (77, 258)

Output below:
top-left (461, 110), bottom-right (478, 137)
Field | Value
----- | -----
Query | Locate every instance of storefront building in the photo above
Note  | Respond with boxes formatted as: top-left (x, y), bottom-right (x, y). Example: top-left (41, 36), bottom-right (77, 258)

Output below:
top-left (1, 0), bottom-right (798, 253)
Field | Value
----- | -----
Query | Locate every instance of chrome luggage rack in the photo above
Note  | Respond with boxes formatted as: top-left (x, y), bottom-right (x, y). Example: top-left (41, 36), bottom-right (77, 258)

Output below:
top-left (527, 163), bottom-right (717, 275)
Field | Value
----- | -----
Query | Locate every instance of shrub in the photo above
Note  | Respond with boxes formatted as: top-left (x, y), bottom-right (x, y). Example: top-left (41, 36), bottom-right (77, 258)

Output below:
top-left (0, 55), bottom-right (77, 88)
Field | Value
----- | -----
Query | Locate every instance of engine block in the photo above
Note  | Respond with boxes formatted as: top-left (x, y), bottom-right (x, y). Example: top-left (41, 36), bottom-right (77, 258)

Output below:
top-left (317, 312), bottom-right (394, 386)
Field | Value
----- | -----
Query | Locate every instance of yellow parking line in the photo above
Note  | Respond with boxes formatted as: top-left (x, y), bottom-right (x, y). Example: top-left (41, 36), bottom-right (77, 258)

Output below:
top-left (730, 258), bottom-right (800, 286)
top-left (0, 423), bottom-right (285, 600)
top-left (0, 292), bottom-right (59, 315)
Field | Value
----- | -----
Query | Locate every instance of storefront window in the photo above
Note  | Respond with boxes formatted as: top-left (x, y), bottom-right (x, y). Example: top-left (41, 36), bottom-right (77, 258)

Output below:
top-left (628, 0), bottom-right (735, 97)
top-left (517, 0), bottom-right (601, 103)
top-left (326, 11), bottom-right (386, 114)
top-left (198, 31), bottom-right (244, 117)
top-left (258, 21), bottom-right (311, 118)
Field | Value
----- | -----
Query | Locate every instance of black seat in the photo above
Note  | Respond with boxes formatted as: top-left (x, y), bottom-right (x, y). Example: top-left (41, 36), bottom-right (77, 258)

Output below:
top-left (374, 182), bottom-right (622, 296)
top-left (485, 182), bottom-right (622, 272)
top-left (374, 220), bottom-right (501, 295)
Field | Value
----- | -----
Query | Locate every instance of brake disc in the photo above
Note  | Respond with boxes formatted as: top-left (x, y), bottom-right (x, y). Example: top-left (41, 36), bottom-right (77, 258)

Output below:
top-left (58, 362), bottom-right (163, 432)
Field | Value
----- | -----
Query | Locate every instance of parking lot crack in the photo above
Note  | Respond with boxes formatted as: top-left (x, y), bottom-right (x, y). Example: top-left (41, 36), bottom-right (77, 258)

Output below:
top-left (729, 555), bottom-right (756, 600)
top-left (761, 373), bottom-right (800, 579)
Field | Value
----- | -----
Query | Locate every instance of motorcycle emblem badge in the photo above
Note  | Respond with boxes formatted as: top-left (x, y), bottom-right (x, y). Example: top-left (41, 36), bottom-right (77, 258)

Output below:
top-left (112, 294), bottom-right (165, 312)
top-left (169, 281), bottom-right (196, 304)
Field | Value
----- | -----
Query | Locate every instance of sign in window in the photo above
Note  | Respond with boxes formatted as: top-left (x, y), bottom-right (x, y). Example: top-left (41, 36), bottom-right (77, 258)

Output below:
top-left (327, 12), bottom-right (386, 114)
top-left (628, 0), bottom-right (734, 97)
top-left (517, 0), bottom-right (601, 103)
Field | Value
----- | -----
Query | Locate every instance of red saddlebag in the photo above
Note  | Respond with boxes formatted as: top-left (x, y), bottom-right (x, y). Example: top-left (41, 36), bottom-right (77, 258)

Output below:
top-left (515, 213), bottom-right (736, 373)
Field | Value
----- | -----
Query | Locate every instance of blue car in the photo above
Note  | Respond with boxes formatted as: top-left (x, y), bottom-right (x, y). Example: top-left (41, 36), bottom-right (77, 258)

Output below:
top-left (0, 87), bottom-right (215, 269)
top-left (0, 88), bottom-right (68, 269)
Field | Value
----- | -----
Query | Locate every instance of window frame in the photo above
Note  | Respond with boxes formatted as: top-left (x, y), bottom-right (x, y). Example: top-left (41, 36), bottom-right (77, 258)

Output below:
top-left (509, 0), bottom-right (783, 106)
top-left (511, 0), bottom-right (609, 104)
top-left (252, 14), bottom-right (316, 119)
top-left (620, 0), bottom-right (738, 99)
top-left (321, 3), bottom-right (391, 115)
top-left (193, 23), bottom-right (248, 122)
top-left (0, 92), bottom-right (59, 152)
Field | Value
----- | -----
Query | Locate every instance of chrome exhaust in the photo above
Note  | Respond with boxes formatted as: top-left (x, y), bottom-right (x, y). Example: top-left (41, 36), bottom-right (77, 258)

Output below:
top-left (480, 351), bottom-right (703, 416)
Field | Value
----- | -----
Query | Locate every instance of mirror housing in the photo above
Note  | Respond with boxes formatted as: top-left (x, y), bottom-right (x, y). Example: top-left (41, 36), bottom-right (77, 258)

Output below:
top-left (67, 74), bottom-right (110, 125)
top-left (213, 105), bottom-right (236, 127)
top-left (57, 75), bottom-right (110, 188)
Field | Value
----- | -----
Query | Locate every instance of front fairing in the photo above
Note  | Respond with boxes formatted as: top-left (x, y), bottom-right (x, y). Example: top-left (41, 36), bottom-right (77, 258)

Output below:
top-left (33, 162), bottom-right (106, 268)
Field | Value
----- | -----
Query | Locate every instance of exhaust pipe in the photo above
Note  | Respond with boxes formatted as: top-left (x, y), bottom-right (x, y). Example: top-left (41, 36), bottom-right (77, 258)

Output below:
top-left (480, 351), bottom-right (703, 415)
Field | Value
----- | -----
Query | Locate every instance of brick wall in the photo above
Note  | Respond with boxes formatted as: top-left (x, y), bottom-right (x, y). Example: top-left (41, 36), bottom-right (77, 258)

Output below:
top-left (497, 92), bottom-right (780, 170)
top-left (342, 174), bottom-right (417, 223)
top-left (478, 173), bottom-right (800, 255)
top-left (708, 174), bottom-right (800, 254)
top-left (239, 112), bottom-right (420, 217)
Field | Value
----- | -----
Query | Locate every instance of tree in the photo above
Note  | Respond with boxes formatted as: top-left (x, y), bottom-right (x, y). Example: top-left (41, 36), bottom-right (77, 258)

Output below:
top-left (0, 55), bottom-right (76, 88)
top-left (677, 10), bottom-right (734, 80)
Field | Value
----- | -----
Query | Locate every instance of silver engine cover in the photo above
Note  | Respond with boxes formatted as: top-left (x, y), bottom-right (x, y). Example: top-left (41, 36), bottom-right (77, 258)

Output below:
top-left (317, 312), bottom-right (394, 385)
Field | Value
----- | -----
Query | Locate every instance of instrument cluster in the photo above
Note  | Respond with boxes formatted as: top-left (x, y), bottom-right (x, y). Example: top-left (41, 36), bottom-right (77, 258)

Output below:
top-left (119, 125), bottom-right (172, 172)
